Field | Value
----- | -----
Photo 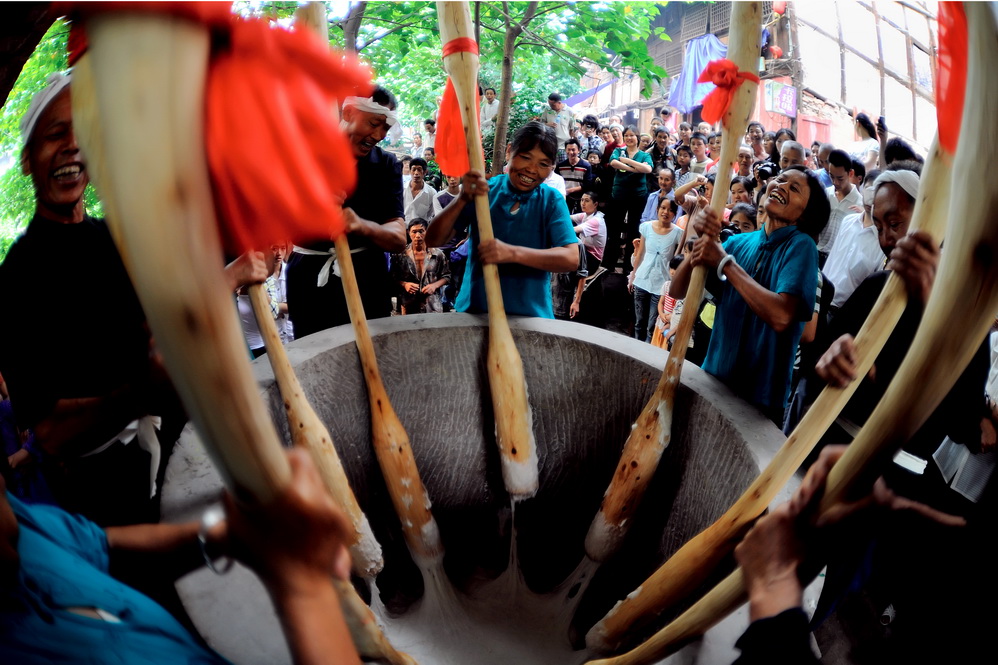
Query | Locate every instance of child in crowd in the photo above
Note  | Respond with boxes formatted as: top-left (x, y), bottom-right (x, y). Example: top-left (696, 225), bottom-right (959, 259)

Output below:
top-left (729, 202), bottom-right (759, 234)
top-left (651, 255), bottom-right (685, 349)
top-left (689, 132), bottom-right (711, 175)
top-left (628, 197), bottom-right (683, 342)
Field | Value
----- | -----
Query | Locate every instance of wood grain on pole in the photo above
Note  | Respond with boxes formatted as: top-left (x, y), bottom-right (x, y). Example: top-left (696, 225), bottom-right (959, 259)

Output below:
top-left (586, 136), bottom-right (952, 652)
top-left (75, 10), bottom-right (413, 664)
top-left (584, 1), bottom-right (761, 567)
top-left (248, 284), bottom-right (384, 578)
top-left (437, 1), bottom-right (539, 500)
top-left (587, 5), bottom-right (998, 661)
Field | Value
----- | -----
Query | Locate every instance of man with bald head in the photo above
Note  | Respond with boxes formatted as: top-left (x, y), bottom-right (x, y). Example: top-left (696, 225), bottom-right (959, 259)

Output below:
top-left (779, 140), bottom-right (806, 172)
top-left (286, 86), bottom-right (406, 338)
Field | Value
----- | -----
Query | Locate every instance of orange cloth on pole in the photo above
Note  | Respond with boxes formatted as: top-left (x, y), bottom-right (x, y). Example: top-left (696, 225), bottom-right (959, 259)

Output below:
top-left (436, 37), bottom-right (481, 178)
top-left (696, 59), bottom-right (760, 126)
top-left (936, 2), bottom-right (966, 155)
top-left (66, 2), bottom-right (374, 253)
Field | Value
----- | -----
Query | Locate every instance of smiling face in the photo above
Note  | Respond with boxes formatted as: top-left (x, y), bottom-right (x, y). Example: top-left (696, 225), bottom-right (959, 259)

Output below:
top-left (22, 89), bottom-right (88, 222)
top-left (748, 124), bottom-right (764, 145)
top-left (623, 128), bottom-right (638, 148)
top-left (505, 143), bottom-right (554, 192)
top-left (343, 104), bottom-right (391, 158)
top-left (764, 169), bottom-right (809, 225)
top-left (657, 199), bottom-right (675, 225)
top-left (565, 142), bottom-right (580, 164)
top-left (658, 169), bottom-right (674, 192)
top-left (872, 182), bottom-right (915, 258)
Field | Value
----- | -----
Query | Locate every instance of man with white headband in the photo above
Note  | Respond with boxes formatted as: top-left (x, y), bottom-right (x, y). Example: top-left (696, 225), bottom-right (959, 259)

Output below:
top-left (286, 86), bottom-right (405, 338)
top-left (0, 74), bottom-right (191, 527)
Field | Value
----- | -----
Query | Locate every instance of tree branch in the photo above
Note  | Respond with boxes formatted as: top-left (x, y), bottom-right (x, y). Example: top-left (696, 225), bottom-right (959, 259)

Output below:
top-left (515, 2), bottom-right (541, 31)
top-left (358, 21), bottom-right (422, 51)
top-left (501, 1), bottom-right (510, 29)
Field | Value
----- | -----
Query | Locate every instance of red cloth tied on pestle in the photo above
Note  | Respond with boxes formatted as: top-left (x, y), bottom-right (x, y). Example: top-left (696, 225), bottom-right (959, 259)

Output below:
top-left (64, 2), bottom-right (374, 253)
top-left (936, 2), bottom-right (966, 155)
top-left (696, 59), bottom-right (760, 126)
top-left (436, 37), bottom-right (482, 177)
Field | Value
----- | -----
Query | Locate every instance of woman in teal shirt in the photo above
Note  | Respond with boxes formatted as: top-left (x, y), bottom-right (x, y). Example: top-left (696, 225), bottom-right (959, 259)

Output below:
top-left (669, 166), bottom-right (830, 424)
top-left (426, 122), bottom-right (579, 319)
top-left (603, 125), bottom-right (654, 270)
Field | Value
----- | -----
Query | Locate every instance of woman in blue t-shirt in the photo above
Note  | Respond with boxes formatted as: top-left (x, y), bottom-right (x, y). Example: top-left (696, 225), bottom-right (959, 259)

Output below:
top-left (425, 122), bottom-right (579, 319)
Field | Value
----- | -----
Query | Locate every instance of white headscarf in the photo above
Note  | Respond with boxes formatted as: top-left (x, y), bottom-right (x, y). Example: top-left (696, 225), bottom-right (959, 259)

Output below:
top-left (873, 169), bottom-right (920, 201)
top-left (343, 95), bottom-right (398, 127)
top-left (20, 73), bottom-right (71, 144)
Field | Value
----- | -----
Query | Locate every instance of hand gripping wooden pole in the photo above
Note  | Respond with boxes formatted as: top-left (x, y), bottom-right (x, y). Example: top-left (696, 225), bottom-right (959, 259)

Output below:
top-left (584, 1), bottom-right (761, 565)
top-left (248, 285), bottom-right (383, 578)
top-left (585, 5), bottom-right (998, 662)
top-left (585, 136), bottom-right (953, 652)
top-left (71, 13), bottom-right (413, 665)
top-left (437, 1), bottom-right (539, 500)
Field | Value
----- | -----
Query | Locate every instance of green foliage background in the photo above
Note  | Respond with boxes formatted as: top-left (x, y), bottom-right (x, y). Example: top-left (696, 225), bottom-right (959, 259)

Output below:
top-left (0, 2), bottom-right (669, 260)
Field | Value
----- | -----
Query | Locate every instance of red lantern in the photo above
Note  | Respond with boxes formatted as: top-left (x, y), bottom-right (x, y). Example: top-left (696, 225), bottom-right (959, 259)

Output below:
top-left (770, 45), bottom-right (784, 59)
top-left (773, 1), bottom-right (787, 15)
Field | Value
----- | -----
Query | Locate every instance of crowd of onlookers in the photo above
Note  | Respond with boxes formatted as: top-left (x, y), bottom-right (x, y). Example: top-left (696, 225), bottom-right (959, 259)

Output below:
top-left (2, 71), bottom-right (996, 665)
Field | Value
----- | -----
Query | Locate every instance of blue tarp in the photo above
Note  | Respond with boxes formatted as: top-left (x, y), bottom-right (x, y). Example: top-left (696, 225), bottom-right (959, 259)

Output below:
top-left (565, 78), bottom-right (617, 107)
top-left (667, 34), bottom-right (728, 114)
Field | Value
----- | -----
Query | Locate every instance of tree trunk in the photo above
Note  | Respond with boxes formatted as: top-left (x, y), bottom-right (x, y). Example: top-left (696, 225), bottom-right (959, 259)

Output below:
top-left (474, 2), bottom-right (481, 45)
top-left (342, 1), bottom-right (367, 53)
top-left (489, 2), bottom-right (538, 177)
top-left (490, 31), bottom-right (517, 176)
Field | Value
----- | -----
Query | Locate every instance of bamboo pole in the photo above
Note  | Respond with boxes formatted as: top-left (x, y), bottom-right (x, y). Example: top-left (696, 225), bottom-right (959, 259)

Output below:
top-left (585, 136), bottom-right (953, 651)
top-left (586, 4), bottom-right (998, 662)
top-left (72, 13), bottom-right (413, 664)
top-left (584, 2), bottom-right (761, 564)
top-left (437, 1), bottom-right (539, 500)
top-left (248, 285), bottom-right (383, 578)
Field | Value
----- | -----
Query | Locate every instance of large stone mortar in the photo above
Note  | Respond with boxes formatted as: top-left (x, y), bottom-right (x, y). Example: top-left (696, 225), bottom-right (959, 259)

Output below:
top-left (162, 314), bottom-right (795, 664)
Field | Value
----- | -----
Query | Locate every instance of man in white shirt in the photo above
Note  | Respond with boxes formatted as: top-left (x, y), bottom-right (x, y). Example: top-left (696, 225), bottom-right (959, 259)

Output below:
top-left (816, 149), bottom-right (863, 266)
top-left (821, 170), bottom-right (883, 308)
top-left (403, 158), bottom-right (437, 222)
top-left (423, 118), bottom-right (436, 150)
top-left (410, 132), bottom-right (425, 160)
top-left (540, 92), bottom-right (574, 162)
top-left (480, 87), bottom-right (499, 133)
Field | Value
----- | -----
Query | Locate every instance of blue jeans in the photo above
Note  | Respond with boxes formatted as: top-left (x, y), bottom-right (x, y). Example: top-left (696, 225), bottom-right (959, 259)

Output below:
top-left (633, 286), bottom-right (660, 342)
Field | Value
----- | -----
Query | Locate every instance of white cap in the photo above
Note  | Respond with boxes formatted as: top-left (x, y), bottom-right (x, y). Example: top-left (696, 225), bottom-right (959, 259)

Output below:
top-left (20, 73), bottom-right (71, 144)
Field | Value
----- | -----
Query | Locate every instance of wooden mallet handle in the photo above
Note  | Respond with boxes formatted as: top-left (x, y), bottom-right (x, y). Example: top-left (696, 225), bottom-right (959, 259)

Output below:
top-left (437, 0), bottom-right (539, 500)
